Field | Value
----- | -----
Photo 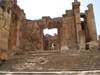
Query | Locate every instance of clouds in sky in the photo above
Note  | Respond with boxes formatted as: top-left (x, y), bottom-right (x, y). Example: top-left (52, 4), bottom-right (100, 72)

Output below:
top-left (17, 0), bottom-right (100, 36)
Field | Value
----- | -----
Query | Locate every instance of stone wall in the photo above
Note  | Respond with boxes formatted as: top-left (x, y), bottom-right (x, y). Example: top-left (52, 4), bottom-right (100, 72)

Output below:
top-left (0, 5), bottom-right (12, 60)
top-left (8, 3), bottom-right (26, 53)
top-left (61, 10), bottom-right (77, 48)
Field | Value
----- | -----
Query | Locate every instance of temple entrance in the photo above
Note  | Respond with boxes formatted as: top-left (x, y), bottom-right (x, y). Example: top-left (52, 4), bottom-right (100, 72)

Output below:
top-left (43, 28), bottom-right (60, 50)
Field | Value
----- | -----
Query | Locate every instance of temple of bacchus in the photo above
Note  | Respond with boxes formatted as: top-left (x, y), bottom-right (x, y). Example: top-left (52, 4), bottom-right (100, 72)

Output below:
top-left (0, 0), bottom-right (99, 60)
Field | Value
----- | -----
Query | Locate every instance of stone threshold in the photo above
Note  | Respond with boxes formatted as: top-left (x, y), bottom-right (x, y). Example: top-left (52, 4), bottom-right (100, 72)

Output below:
top-left (0, 70), bottom-right (100, 74)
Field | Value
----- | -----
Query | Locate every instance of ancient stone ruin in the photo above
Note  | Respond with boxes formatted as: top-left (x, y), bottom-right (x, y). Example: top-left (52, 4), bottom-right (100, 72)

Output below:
top-left (0, 0), bottom-right (99, 61)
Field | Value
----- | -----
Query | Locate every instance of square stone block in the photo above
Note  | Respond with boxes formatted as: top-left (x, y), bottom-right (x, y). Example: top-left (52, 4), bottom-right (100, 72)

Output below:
top-left (1, 28), bottom-right (9, 39)
top-left (86, 41), bottom-right (99, 50)
top-left (0, 38), bottom-right (8, 50)
top-left (0, 50), bottom-right (8, 60)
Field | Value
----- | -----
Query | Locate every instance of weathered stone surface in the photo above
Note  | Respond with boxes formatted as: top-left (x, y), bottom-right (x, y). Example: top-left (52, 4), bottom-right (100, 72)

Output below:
top-left (61, 46), bottom-right (69, 50)
top-left (0, 38), bottom-right (8, 50)
top-left (0, 7), bottom-right (3, 14)
top-left (0, 19), bottom-right (4, 29)
top-left (86, 41), bottom-right (99, 50)
top-left (79, 30), bottom-right (85, 50)
top-left (0, 50), bottom-right (8, 60)
top-left (86, 4), bottom-right (97, 41)
top-left (1, 28), bottom-right (9, 39)
top-left (75, 9), bottom-right (81, 24)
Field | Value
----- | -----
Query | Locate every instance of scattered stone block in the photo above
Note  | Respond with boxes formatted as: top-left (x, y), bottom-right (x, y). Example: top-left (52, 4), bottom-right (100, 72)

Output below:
top-left (86, 41), bottom-right (99, 50)
top-left (61, 46), bottom-right (69, 50)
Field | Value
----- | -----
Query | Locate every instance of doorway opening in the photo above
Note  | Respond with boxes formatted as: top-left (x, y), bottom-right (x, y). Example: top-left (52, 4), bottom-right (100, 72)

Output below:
top-left (43, 28), bottom-right (59, 50)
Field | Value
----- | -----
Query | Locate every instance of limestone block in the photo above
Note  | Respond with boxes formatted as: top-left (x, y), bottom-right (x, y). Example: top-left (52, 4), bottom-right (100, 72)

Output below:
top-left (61, 46), bottom-right (69, 50)
top-left (79, 30), bottom-right (85, 50)
top-left (86, 41), bottom-right (99, 50)
top-left (34, 22), bottom-right (39, 28)
top-left (0, 19), bottom-right (4, 29)
top-left (0, 50), bottom-right (8, 60)
top-left (4, 19), bottom-right (11, 30)
top-left (0, 7), bottom-right (3, 14)
top-left (4, 12), bottom-right (9, 19)
top-left (0, 38), bottom-right (8, 50)
top-left (11, 46), bottom-right (16, 52)
top-left (1, 28), bottom-right (9, 39)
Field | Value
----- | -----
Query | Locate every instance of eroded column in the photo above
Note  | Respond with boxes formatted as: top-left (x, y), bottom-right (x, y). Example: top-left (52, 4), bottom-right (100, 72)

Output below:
top-left (40, 28), bottom-right (43, 51)
top-left (86, 4), bottom-right (97, 41)
top-left (72, 1), bottom-right (82, 44)
top-left (79, 30), bottom-right (85, 50)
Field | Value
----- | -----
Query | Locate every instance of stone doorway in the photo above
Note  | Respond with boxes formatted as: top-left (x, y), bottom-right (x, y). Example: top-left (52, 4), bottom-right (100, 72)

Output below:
top-left (43, 28), bottom-right (60, 50)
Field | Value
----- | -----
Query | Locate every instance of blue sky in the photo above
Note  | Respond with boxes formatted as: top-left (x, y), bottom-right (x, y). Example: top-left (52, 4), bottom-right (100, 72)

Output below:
top-left (17, 0), bottom-right (100, 36)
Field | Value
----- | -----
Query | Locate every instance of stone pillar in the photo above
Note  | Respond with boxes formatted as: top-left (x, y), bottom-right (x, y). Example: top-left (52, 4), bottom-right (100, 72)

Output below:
top-left (86, 4), bottom-right (97, 41)
top-left (58, 27), bottom-right (61, 49)
top-left (16, 21), bottom-right (21, 51)
top-left (40, 28), bottom-right (43, 51)
top-left (72, 2), bottom-right (82, 44)
top-left (16, 21), bottom-right (24, 52)
top-left (79, 30), bottom-right (85, 50)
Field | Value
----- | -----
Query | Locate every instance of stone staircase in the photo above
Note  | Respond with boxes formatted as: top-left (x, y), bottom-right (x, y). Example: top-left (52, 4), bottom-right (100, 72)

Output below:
top-left (0, 49), bottom-right (100, 74)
